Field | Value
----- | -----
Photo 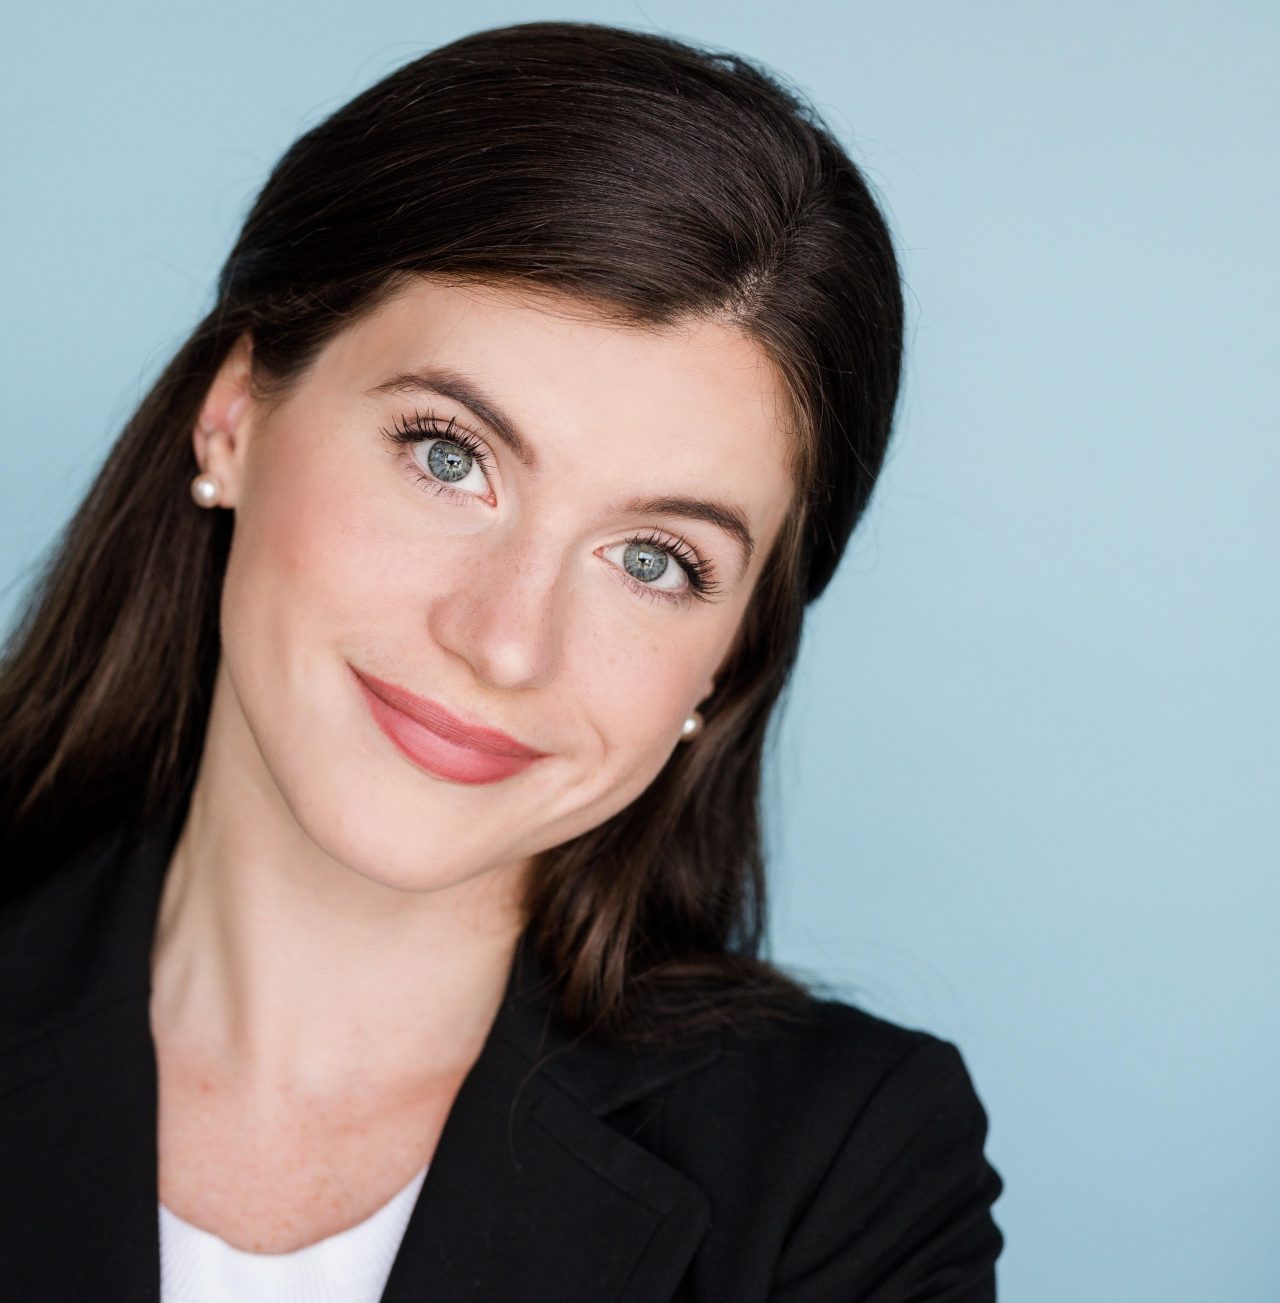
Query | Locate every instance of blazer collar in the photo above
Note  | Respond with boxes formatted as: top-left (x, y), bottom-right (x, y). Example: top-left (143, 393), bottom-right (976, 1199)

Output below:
top-left (0, 807), bottom-right (720, 1301)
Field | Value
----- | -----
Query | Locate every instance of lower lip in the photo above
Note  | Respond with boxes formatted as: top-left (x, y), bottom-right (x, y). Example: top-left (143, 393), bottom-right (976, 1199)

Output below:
top-left (352, 672), bottom-right (542, 785)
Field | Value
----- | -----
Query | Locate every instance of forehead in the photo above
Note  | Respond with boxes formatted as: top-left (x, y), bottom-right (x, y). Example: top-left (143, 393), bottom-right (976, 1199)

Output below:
top-left (346, 277), bottom-right (794, 447)
top-left (312, 276), bottom-right (798, 559)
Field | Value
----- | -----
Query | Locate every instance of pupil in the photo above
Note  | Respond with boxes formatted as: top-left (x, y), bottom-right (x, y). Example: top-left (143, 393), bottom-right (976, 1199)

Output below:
top-left (623, 541), bottom-right (668, 583)
top-left (426, 440), bottom-right (472, 483)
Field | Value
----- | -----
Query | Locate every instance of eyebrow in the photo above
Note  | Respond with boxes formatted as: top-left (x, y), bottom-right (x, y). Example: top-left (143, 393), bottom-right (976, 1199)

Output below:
top-left (368, 366), bottom-right (757, 569)
top-left (369, 368), bottom-right (539, 468)
top-left (620, 495), bottom-right (755, 567)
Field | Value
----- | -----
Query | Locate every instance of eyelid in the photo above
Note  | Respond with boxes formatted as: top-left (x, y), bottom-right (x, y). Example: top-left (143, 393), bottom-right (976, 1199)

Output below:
top-left (614, 568), bottom-right (697, 608)
top-left (393, 409), bottom-right (495, 467)
top-left (383, 412), bottom-right (723, 605)
top-left (600, 531), bottom-right (722, 607)
top-left (383, 409), bottom-right (498, 501)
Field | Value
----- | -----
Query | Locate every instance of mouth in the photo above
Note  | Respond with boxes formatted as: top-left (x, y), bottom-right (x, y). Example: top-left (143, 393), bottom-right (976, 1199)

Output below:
top-left (349, 663), bottom-right (547, 785)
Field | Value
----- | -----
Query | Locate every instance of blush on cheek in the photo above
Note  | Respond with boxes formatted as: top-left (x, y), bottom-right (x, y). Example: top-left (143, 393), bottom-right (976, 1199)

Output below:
top-left (254, 457), bottom-right (366, 589)
top-left (274, 491), bottom-right (346, 583)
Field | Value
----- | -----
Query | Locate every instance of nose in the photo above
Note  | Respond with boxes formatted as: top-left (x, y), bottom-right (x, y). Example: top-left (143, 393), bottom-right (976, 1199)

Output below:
top-left (425, 525), bottom-right (567, 693)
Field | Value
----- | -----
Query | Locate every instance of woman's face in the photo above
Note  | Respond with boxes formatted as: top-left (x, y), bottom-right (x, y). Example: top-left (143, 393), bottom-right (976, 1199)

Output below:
top-left (197, 277), bottom-right (795, 898)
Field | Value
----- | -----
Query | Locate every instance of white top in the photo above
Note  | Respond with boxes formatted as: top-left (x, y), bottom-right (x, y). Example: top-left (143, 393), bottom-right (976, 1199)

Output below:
top-left (158, 1163), bottom-right (429, 1303)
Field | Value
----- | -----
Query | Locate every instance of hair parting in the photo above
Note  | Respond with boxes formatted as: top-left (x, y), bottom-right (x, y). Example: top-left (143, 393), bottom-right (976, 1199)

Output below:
top-left (0, 20), bottom-right (904, 1045)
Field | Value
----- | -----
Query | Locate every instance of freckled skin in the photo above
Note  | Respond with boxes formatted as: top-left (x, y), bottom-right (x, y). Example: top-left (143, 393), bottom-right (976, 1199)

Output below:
top-left (157, 1029), bottom-right (465, 1252)
top-left (209, 278), bottom-right (793, 898)
top-left (156, 278), bottom-right (797, 1252)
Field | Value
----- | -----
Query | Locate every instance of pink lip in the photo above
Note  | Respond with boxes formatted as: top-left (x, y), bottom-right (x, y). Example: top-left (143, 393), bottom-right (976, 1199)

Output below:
top-left (350, 664), bottom-right (546, 785)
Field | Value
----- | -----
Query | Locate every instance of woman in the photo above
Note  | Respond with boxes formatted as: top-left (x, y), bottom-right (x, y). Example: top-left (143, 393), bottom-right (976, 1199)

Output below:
top-left (0, 20), bottom-right (1003, 1302)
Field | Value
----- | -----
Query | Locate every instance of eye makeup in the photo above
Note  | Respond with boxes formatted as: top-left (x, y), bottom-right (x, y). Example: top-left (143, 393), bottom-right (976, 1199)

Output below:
top-left (382, 410), bottom-right (495, 503)
top-left (378, 408), bottom-right (724, 607)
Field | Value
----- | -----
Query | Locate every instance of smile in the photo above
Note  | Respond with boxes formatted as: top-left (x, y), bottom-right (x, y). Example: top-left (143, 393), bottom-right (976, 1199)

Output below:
top-left (349, 663), bottom-right (547, 785)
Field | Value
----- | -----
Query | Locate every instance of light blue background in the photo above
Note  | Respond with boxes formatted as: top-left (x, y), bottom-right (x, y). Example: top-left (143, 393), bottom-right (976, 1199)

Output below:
top-left (3, 4), bottom-right (1276, 1298)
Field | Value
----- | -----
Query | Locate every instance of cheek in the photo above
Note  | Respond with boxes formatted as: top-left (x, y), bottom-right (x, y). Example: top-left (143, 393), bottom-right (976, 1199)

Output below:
top-left (525, 630), bottom-right (717, 854)
top-left (218, 429), bottom-right (408, 744)
top-left (566, 620), bottom-right (719, 776)
top-left (230, 428), bottom-right (393, 617)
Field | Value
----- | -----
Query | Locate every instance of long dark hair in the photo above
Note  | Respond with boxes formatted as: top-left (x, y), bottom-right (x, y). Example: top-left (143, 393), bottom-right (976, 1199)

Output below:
top-left (0, 22), bottom-right (904, 1043)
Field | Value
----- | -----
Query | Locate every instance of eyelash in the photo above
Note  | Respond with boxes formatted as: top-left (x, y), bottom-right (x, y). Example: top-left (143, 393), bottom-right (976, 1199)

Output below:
top-left (381, 410), bottom-right (495, 493)
top-left (379, 409), bottom-right (723, 608)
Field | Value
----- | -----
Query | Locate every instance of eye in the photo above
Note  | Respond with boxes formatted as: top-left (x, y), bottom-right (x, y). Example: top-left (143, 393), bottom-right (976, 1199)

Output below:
top-left (380, 411), bottom-right (494, 502)
top-left (381, 413), bottom-right (722, 607)
top-left (419, 435), bottom-right (488, 496)
top-left (600, 532), bottom-right (722, 607)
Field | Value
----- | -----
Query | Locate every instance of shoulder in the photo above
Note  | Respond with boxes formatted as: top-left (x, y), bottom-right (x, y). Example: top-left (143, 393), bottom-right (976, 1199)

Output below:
top-left (0, 820), bottom-right (139, 1047)
top-left (645, 995), bottom-right (1004, 1300)
top-left (667, 994), bottom-right (994, 1166)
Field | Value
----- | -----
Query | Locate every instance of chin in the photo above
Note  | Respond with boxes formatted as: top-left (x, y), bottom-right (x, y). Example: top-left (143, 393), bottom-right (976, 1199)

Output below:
top-left (289, 781), bottom-right (524, 895)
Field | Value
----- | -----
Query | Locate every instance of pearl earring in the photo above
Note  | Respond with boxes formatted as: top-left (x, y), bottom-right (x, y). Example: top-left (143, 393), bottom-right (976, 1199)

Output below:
top-left (190, 472), bottom-right (221, 507)
top-left (679, 709), bottom-right (703, 742)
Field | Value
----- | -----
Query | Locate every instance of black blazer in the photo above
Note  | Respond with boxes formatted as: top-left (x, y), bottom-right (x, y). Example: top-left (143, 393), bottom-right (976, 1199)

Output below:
top-left (1, 810), bottom-right (1003, 1301)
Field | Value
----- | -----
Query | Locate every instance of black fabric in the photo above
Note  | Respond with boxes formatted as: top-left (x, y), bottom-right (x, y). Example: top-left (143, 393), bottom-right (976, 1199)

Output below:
top-left (0, 810), bottom-right (1003, 1301)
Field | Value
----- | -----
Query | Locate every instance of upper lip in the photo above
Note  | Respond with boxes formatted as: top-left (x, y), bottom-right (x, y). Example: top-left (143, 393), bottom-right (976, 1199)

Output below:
top-left (352, 665), bottom-right (545, 758)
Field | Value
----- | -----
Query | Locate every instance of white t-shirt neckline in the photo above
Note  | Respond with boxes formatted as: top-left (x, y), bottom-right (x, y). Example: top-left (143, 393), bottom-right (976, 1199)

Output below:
top-left (158, 1161), bottom-right (429, 1302)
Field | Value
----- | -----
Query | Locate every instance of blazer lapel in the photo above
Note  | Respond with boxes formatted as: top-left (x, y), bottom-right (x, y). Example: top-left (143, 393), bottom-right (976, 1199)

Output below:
top-left (0, 809), bottom-right (719, 1302)
top-left (382, 919), bottom-right (719, 1303)
top-left (381, 1029), bottom-right (714, 1302)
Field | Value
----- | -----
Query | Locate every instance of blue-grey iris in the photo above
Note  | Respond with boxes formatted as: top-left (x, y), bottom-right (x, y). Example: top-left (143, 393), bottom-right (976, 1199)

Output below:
top-left (426, 440), bottom-right (471, 483)
top-left (623, 541), bottom-right (668, 583)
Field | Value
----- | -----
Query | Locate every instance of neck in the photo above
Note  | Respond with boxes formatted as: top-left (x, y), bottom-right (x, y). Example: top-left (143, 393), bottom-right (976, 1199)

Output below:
top-left (149, 744), bottom-right (527, 1104)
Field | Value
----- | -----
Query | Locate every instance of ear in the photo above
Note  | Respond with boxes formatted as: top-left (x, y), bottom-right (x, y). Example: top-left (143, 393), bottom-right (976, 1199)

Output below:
top-left (192, 332), bottom-right (256, 508)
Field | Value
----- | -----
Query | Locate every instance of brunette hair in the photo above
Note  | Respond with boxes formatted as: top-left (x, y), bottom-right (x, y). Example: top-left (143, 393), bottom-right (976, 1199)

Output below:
top-left (0, 21), bottom-right (904, 1042)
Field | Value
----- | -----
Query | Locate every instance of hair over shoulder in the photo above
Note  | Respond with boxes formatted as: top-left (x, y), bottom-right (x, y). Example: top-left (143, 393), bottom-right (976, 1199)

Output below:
top-left (0, 21), bottom-right (904, 1044)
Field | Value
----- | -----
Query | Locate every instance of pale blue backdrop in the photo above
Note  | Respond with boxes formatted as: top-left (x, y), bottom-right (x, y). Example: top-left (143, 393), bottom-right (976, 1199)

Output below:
top-left (3, 3), bottom-right (1276, 1298)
